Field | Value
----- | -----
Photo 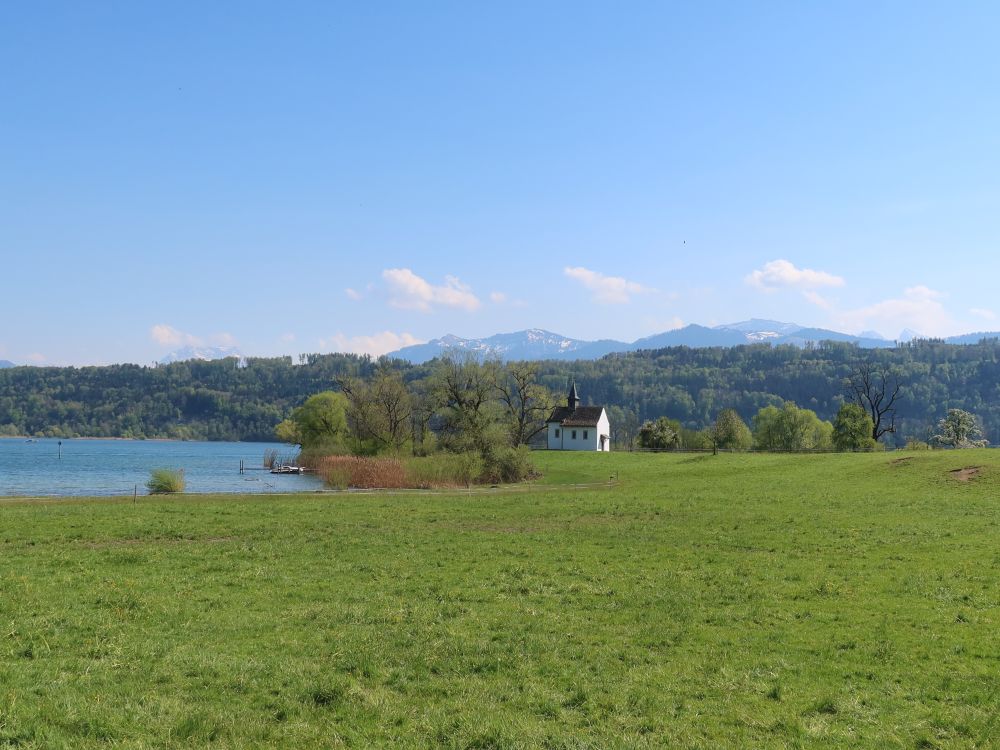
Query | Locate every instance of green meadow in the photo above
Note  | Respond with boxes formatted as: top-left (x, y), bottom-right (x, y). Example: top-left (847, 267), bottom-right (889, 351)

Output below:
top-left (2, 451), bottom-right (999, 748)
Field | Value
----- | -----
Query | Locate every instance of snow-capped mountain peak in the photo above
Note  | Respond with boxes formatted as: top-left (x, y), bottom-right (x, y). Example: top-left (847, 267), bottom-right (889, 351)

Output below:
top-left (159, 346), bottom-right (243, 365)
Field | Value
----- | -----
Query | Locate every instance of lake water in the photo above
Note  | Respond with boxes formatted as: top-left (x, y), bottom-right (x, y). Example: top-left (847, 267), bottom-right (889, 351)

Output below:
top-left (0, 438), bottom-right (325, 497)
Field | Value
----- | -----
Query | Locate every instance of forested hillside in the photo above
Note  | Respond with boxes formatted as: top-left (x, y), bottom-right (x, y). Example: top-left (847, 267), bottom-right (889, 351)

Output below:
top-left (539, 339), bottom-right (1000, 446)
top-left (2, 339), bottom-right (1000, 444)
top-left (0, 355), bottom-right (401, 441)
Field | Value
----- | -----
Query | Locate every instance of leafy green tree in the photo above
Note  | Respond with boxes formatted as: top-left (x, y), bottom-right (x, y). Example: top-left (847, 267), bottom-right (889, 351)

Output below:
top-left (932, 408), bottom-right (988, 448)
top-left (832, 403), bottom-right (877, 451)
top-left (752, 402), bottom-right (833, 451)
top-left (638, 417), bottom-right (681, 450)
top-left (276, 391), bottom-right (349, 452)
top-left (711, 409), bottom-right (752, 451)
top-left (274, 418), bottom-right (301, 445)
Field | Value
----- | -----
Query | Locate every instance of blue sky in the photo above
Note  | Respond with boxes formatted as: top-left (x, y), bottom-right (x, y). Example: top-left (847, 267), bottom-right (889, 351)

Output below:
top-left (3, 2), bottom-right (1000, 365)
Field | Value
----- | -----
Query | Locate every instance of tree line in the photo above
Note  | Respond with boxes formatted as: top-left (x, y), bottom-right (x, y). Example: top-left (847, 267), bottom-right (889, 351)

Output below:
top-left (2, 338), bottom-right (1000, 446)
top-left (275, 358), bottom-right (557, 483)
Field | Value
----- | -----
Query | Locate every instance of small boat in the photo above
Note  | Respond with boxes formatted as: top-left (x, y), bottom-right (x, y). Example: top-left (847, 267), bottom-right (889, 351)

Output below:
top-left (270, 465), bottom-right (306, 475)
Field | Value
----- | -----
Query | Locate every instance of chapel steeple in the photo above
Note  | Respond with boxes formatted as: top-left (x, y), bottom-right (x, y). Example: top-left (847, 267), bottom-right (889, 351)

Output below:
top-left (568, 381), bottom-right (581, 411)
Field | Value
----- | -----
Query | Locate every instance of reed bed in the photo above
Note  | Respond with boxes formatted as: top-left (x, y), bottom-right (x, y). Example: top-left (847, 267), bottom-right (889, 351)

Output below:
top-left (314, 454), bottom-right (481, 489)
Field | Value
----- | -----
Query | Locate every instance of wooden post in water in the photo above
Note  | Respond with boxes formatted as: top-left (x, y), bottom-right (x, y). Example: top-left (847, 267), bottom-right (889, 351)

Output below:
top-left (58, 440), bottom-right (62, 460)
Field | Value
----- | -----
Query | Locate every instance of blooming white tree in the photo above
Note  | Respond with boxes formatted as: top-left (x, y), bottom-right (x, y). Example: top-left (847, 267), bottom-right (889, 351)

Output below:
top-left (932, 409), bottom-right (988, 448)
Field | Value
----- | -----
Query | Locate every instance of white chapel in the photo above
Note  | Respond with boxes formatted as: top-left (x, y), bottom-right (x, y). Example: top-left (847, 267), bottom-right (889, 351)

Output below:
top-left (545, 382), bottom-right (611, 451)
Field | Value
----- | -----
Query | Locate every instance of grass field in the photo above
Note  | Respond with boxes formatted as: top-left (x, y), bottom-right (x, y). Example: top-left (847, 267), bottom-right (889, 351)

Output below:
top-left (2, 450), bottom-right (999, 748)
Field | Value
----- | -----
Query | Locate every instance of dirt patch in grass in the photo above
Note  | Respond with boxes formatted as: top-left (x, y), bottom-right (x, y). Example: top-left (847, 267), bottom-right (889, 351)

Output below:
top-left (891, 457), bottom-right (913, 466)
top-left (949, 467), bottom-right (982, 482)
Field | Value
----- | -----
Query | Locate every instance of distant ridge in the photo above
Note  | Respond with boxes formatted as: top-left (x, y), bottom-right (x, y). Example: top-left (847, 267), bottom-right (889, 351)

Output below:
top-left (631, 324), bottom-right (747, 350)
top-left (386, 320), bottom-right (903, 363)
top-left (945, 331), bottom-right (1000, 345)
top-left (391, 329), bottom-right (628, 364)
top-left (0, 360), bottom-right (15, 369)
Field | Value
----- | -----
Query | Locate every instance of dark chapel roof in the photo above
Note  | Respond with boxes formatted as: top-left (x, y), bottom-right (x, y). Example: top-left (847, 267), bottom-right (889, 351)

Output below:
top-left (546, 405), bottom-right (605, 427)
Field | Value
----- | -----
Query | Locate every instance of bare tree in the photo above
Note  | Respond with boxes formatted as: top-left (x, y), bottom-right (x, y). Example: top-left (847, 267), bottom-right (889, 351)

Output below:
top-left (495, 362), bottom-right (556, 447)
top-left (337, 368), bottom-right (412, 453)
top-left (408, 378), bottom-right (436, 455)
top-left (845, 361), bottom-right (902, 441)
top-left (430, 355), bottom-right (502, 452)
top-left (606, 405), bottom-right (639, 451)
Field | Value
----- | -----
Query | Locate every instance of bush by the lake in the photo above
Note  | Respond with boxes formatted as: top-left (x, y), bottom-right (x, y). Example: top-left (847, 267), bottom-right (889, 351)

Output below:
top-left (146, 468), bottom-right (185, 494)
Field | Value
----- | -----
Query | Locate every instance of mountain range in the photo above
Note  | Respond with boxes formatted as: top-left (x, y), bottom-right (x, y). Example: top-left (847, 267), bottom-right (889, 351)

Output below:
top-left (0, 360), bottom-right (14, 369)
top-left (15, 321), bottom-right (1000, 368)
top-left (385, 320), bottom-right (1000, 364)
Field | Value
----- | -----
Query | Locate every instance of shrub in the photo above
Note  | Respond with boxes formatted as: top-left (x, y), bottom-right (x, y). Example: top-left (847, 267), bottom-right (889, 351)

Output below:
top-left (906, 440), bottom-right (931, 451)
top-left (403, 454), bottom-right (473, 488)
top-left (146, 468), bottom-right (185, 494)
top-left (481, 445), bottom-right (535, 484)
top-left (456, 452), bottom-right (485, 487)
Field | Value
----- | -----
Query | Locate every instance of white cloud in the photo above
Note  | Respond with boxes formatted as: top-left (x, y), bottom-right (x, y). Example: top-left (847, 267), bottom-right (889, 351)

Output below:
top-left (746, 259), bottom-right (845, 291)
top-left (25, 352), bottom-right (46, 363)
top-left (150, 325), bottom-right (236, 349)
top-left (150, 324), bottom-right (199, 347)
top-left (803, 290), bottom-right (833, 310)
top-left (645, 316), bottom-right (685, 332)
top-left (345, 288), bottom-right (363, 301)
top-left (280, 332), bottom-right (296, 343)
top-left (837, 285), bottom-right (953, 338)
top-left (969, 307), bottom-right (997, 321)
top-left (563, 266), bottom-right (652, 304)
top-left (488, 290), bottom-right (528, 307)
top-left (382, 268), bottom-right (481, 312)
top-left (319, 331), bottom-right (425, 357)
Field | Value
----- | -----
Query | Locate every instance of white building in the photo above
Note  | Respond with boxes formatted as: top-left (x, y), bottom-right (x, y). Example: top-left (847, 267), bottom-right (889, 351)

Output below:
top-left (545, 382), bottom-right (611, 451)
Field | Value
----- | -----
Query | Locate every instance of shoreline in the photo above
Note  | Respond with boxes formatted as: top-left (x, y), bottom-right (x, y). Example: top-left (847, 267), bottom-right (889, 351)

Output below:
top-left (0, 435), bottom-right (291, 444)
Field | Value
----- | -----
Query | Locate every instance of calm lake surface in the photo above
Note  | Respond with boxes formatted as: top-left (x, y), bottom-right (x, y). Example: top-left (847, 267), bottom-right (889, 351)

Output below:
top-left (0, 438), bottom-right (324, 497)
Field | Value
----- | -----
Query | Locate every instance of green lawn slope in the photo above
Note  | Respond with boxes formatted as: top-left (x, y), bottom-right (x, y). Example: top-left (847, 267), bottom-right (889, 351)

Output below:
top-left (1, 450), bottom-right (998, 748)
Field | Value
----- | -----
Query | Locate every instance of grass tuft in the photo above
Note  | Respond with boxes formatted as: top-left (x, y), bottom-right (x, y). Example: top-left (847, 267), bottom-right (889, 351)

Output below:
top-left (308, 684), bottom-right (345, 708)
top-left (145, 467), bottom-right (185, 494)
